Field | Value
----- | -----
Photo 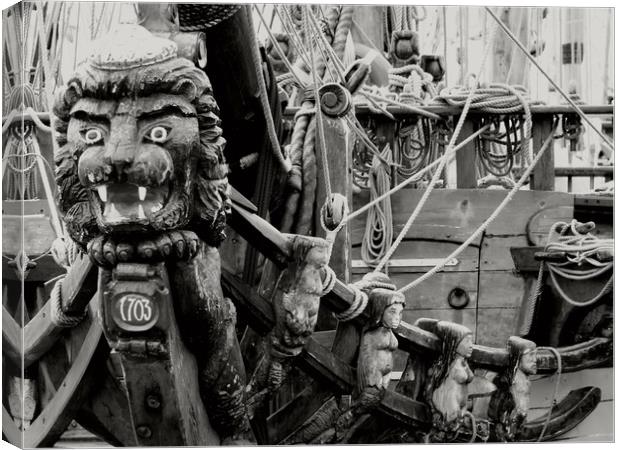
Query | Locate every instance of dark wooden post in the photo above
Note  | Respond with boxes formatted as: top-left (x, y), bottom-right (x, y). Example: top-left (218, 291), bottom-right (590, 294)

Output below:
top-left (455, 118), bottom-right (478, 188)
top-left (530, 114), bottom-right (555, 191)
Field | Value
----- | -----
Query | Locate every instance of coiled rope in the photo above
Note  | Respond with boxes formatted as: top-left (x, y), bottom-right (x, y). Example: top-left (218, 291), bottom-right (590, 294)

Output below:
top-left (374, 22), bottom-right (499, 273)
top-left (361, 145), bottom-right (393, 266)
top-left (545, 220), bottom-right (614, 307)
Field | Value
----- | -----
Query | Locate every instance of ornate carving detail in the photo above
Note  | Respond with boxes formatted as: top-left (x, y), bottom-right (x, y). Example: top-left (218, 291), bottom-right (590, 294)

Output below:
top-left (247, 235), bottom-right (330, 414)
top-left (424, 321), bottom-right (481, 443)
top-left (334, 288), bottom-right (405, 441)
top-left (53, 25), bottom-right (250, 444)
top-left (489, 336), bottom-right (538, 441)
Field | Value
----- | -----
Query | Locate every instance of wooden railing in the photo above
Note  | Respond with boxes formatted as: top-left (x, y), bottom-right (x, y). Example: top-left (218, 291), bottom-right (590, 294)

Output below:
top-left (283, 104), bottom-right (614, 192)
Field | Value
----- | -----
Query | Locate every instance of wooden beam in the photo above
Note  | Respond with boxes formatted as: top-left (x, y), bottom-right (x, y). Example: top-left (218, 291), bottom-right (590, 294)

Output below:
top-left (283, 104), bottom-right (614, 118)
top-left (530, 115), bottom-right (556, 190)
top-left (455, 118), bottom-right (478, 188)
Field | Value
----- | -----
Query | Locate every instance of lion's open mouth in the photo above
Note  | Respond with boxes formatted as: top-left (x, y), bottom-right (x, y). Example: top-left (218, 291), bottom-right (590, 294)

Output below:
top-left (93, 183), bottom-right (170, 224)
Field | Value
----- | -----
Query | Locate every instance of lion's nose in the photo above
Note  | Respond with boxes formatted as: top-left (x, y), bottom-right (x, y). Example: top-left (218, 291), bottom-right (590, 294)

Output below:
top-left (104, 142), bottom-right (135, 180)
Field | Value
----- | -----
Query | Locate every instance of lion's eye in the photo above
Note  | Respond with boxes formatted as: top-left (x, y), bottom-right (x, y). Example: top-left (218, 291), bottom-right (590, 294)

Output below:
top-left (83, 128), bottom-right (103, 145)
top-left (147, 126), bottom-right (169, 143)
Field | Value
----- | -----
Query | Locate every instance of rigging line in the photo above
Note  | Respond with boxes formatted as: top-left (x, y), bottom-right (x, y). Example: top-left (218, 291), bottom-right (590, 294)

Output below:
top-left (345, 123), bottom-right (492, 224)
top-left (246, 7), bottom-right (291, 173)
top-left (306, 7), bottom-right (332, 198)
top-left (305, 13), bottom-right (343, 81)
top-left (277, 5), bottom-right (312, 67)
top-left (305, 10), bottom-right (347, 77)
top-left (486, 7), bottom-right (614, 150)
top-left (351, 19), bottom-right (383, 56)
top-left (254, 5), bottom-right (305, 88)
top-left (398, 119), bottom-right (559, 294)
top-left (255, 3), bottom-right (267, 35)
top-left (374, 20), bottom-right (498, 273)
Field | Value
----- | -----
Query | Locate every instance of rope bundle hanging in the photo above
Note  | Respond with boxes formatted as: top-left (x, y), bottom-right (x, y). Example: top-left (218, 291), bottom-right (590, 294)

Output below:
top-left (361, 145), bottom-right (394, 266)
top-left (544, 220), bottom-right (613, 307)
top-left (475, 115), bottom-right (530, 180)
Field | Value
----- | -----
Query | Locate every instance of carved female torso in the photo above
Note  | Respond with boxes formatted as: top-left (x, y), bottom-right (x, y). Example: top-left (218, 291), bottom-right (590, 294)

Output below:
top-left (431, 354), bottom-right (474, 422)
top-left (358, 326), bottom-right (400, 390)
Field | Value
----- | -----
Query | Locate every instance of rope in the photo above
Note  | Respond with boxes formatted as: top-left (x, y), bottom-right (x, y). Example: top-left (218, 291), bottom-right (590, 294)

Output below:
top-left (307, 12), bottom-right (332, 199)
top-left (544, 219), bottom-right (614, 307)
top-left (397, 118), bottom-right (559, 294)
top-left (518, 261), bottom-right (545, 336)
top-left (280, 103), bottom-right (311, 233)
top-left (463, 411), bottom-right (477, 443)
top-left (247, 8), bottom-right (291, 173)
top-left (374, 22), bottom-right (499, 273)
top-left (361, 145), bottom-right (393, 266)
top-left (345, 124), bottom-right (492, 225)
top-left (50, 278), bottom-right (86, 328)
top-left (536, 346), bottom-right (562, 441)
top-left (294, 115), bottom-right (317, 235)
top-left (332, 6), bottom-right (354, 61)
top-left (485, 7), bottom-right (614, 151)
top-left (321, 265), bottom-right (338, 296)
top-left (334, 283), bottom-right (369, 322)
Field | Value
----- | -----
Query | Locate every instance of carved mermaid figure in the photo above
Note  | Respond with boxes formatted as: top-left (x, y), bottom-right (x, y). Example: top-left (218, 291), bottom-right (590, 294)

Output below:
top-left (334, 288), bottom-right (405, 439)
top-left (425, 321), bottom-right (475, 442)
top-left (489, 336), bottom-right (537, 441)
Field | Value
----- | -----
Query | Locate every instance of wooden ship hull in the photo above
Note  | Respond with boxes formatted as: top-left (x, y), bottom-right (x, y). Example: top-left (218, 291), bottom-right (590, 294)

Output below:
top-left (2, 2), bottom-right (614, 446)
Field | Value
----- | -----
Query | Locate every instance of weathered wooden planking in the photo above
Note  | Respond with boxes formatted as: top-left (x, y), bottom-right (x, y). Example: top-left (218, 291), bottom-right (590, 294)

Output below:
top-left (480, 235), bottom-right (528, 271)
top-left (475, 307), bottom-right (521, 347)
top-left (351, 189), bottom-right (574, 245)
top-left (526, 205), bottom-right (574, 245)
top-left (477, 271), bottom-right (531, 308)
top-left (351, 240), bottom-right (480, 273)
top-left (388, 271), bottom-right (478, 310)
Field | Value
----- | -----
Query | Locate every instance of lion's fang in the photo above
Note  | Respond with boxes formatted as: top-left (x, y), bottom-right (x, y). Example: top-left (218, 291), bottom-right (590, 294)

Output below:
top-left (138, 204), bottom-right (146, 219)
top-left (97, 185), bottom-right (107, 202)
top-left (138, 186), bottom-right (147, 201)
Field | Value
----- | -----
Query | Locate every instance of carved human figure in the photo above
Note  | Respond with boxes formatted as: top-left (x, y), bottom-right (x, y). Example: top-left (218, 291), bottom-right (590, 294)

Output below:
top-left (424, 321), bottom-right (475, 442)
top-left (246, 235), bottom-right (330, 414)
top-left (268, 235), bottom-right (330, 385)
top-left (489, 336), bottom-right (538, 441)
top-left (53, 25), bottom-right (252, 443)
top-left (335, 288), bottom-right (405, 439)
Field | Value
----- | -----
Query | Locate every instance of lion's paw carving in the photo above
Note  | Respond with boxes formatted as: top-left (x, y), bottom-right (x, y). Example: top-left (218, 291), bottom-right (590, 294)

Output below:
top-left (88, 230), bottom-right (199, 267)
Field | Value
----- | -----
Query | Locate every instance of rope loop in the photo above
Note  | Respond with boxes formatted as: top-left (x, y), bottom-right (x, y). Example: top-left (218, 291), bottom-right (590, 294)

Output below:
top-left (321, 265), bottom-right (338, 296)
top-left (543, 219), bottom-right (614, 307)
top-left (50, 277), bottom-right (87, 328)
top-left (335, 283), bottom-right (369, 322)
top-left (320, 193), bottom-right (349, 237)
